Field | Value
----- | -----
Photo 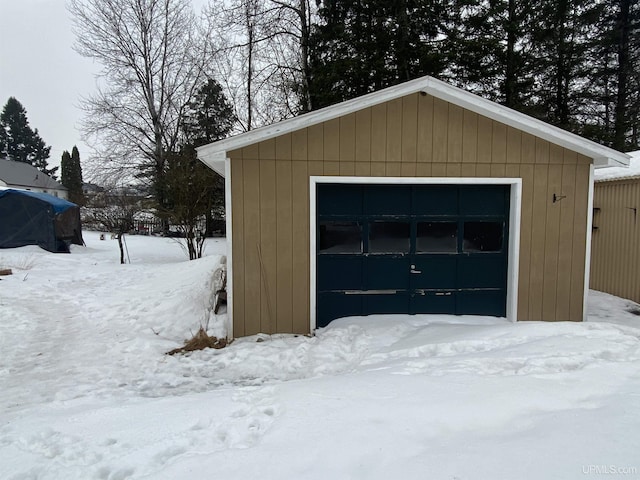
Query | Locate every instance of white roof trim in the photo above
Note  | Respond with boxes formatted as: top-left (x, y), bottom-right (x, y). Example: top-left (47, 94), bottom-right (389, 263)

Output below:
top-left (197, 76), bottom-right (630, 174)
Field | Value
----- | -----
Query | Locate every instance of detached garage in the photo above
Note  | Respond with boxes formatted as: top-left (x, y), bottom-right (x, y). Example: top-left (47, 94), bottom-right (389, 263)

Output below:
top-left (197, 76), bottom-right (630, 338)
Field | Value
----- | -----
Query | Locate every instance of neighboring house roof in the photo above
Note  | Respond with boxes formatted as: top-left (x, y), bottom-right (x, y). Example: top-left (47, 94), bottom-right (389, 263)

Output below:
top-left (197, 75), bottom-right (631, 176)
top-left (0, 157), bottom-right (66, 191)
top-left (594, 150), bottom-right (640, 182)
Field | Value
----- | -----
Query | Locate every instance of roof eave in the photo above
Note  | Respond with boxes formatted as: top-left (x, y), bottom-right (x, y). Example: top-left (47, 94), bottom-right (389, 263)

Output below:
top-left (199, 152), bottom-right (226, 177)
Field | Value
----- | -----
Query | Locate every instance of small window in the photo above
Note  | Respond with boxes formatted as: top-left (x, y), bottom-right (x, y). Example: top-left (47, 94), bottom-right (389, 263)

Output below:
top-left (319, 221), bottom-right (362, 254)
top-left (417, 222), bottom-right (457, 253)
top-left (463, 221), bottom-right (503, 252)
top-left (369, 221), bottom-right (410, 253)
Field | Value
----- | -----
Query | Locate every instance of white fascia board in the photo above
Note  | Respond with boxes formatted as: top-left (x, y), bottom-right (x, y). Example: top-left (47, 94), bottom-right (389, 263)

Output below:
top-left (224, 158), bottom-right (234, 339)
top-left (197, 76), bottom-right (630, 171)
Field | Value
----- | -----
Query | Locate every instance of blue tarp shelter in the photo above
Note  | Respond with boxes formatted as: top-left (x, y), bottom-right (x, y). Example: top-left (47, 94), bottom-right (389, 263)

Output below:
top-left (0, 188), bottom-right (84, 253)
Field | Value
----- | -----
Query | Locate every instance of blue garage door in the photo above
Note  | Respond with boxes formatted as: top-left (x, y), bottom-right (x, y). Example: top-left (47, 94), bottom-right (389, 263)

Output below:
top-left (316, 184), bottom-right (510, 327)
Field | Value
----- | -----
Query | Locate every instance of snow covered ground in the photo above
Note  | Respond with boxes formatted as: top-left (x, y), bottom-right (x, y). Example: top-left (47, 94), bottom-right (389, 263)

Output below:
top-left (1, 232), bottom-right (639, 480)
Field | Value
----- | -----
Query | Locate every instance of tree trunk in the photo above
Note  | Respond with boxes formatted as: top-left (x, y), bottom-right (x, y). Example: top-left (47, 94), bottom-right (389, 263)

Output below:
top-left (298, 0), bottom-right (312, 113)
top-left (504, 0), bottom-right (518, 108)
top-left (245, 1), bottom-right (255, 131)
top-left (117, 233), bottom-right (125, 264)
top-left (614, 0), bottom-right (631, 150)
top-left (555, 0), bottom-right (570, 128)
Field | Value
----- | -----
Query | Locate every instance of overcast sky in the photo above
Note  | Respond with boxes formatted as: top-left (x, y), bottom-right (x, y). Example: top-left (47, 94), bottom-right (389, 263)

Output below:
top-left (0, 0), bottom-right (208, 176)
top-left (0, 0), bottom-right (98, 170)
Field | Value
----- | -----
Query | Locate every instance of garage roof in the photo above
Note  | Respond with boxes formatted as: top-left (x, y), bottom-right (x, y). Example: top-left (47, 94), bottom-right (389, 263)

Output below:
top-left (197, 76), bottom-right (630, 176)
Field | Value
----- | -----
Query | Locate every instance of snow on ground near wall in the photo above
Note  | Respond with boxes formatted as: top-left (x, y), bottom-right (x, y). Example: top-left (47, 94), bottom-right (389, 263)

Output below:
top-left (1, 232), bottom-right (639, 480)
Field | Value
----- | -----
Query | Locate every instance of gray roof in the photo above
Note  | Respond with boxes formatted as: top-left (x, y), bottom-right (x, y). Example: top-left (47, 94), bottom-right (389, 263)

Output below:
top-left (0, 157), bottom-right (66, 191)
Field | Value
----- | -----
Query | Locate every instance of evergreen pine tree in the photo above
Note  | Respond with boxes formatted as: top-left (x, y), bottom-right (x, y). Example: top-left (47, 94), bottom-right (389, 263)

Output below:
top-left (61, 150), bottom-right (72, 192)
top-left (70, 146), bottom-right (85, 205)
top-left (441, 0), bottom-right (539, 111)
top-left (0, 119), bottom-right (6, 157)
top-left (61, 147), bottom-right (85, 205)
top-left (525, 0), bottom-right (595, 131)
top-left (0, 97), bottom-right (57, 178)
top-left (161, 79), bottom-right (236, 251)
top-left (308, 0), bottom-right (446, 109)
top-left (182, 79), bottom-right (236, 147)
top-left (574, 0), bottom-right (639, 149)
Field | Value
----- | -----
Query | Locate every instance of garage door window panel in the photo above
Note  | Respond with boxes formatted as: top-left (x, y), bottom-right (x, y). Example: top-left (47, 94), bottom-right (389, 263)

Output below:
top-left (462, 221), bottom-right (504, 252)
top-left (319, 221), bottom-right (362, 254)
top-left (416, 221), bottom-right (458, 253)
top-left (369, 221), bottom-right (410, 253)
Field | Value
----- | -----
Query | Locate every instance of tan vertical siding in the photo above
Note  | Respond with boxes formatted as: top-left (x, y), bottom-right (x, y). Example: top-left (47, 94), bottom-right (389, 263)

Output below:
top-left (517, 164), bottom-right (534, 319)
top-left (291, 129), bottom-right (307, 160)
top-left (462, 110), bottom-right (478, 164)
top-left (241, 158), bottom-right (261, 335)
top-left (355, 109), bottom-right (372, 162)
top-left (276, 160), bottom-right (293, 333)
top-left (259, 158), bottom-right (277, 333)
top-left (227, 92), bottom-right (593, 335)
top-left (542, 163), bottom-right (562, 320)
top-left (230, 159), bottom-right (245, 337)
top-left (591, 178), bottom-right (640, 304)
top-left (402, 95), bottom-right (418, 162)
top-left (569, 164), bottom-right (590, 320)
top-left (340, 114), bottom-right (356, 162)
top-left (371, 104), bottom-right (387, 162)
top-left (386, 98), bottom-right (403, 162)
top-left (417, 94), bottom-right (433, 162)
top-left (556, 161), bottom-right (577, 320)
top-left (291, 161), bottom-right (310, 333)
top-left (447, 104), bottom-right (463, 164)
top-left (432, 98), bottom-right (448, 162)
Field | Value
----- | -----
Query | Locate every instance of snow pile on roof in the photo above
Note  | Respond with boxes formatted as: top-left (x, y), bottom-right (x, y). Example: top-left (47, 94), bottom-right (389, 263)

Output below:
top-left (595, 150), bottom-right (640, 181)
top-left (1, 233), bottom-right (639, 479)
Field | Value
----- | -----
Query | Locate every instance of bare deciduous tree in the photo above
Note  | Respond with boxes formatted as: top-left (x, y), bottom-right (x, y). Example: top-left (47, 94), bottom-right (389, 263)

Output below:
top-left (84, 190), bottom-right (139, 264)
top-left (69, 0), bottom-right (214, 205)
top-left (206, 0), bottom-right (315, 131)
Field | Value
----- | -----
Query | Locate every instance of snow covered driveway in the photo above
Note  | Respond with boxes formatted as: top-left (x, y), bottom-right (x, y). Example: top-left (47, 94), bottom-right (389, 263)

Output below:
top-left (1, 233), bottom-right (639, 479)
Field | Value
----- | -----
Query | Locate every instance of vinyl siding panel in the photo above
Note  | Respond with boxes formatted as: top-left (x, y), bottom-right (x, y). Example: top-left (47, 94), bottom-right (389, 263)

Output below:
top-left (227, 93), bottom-right (594, 335)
